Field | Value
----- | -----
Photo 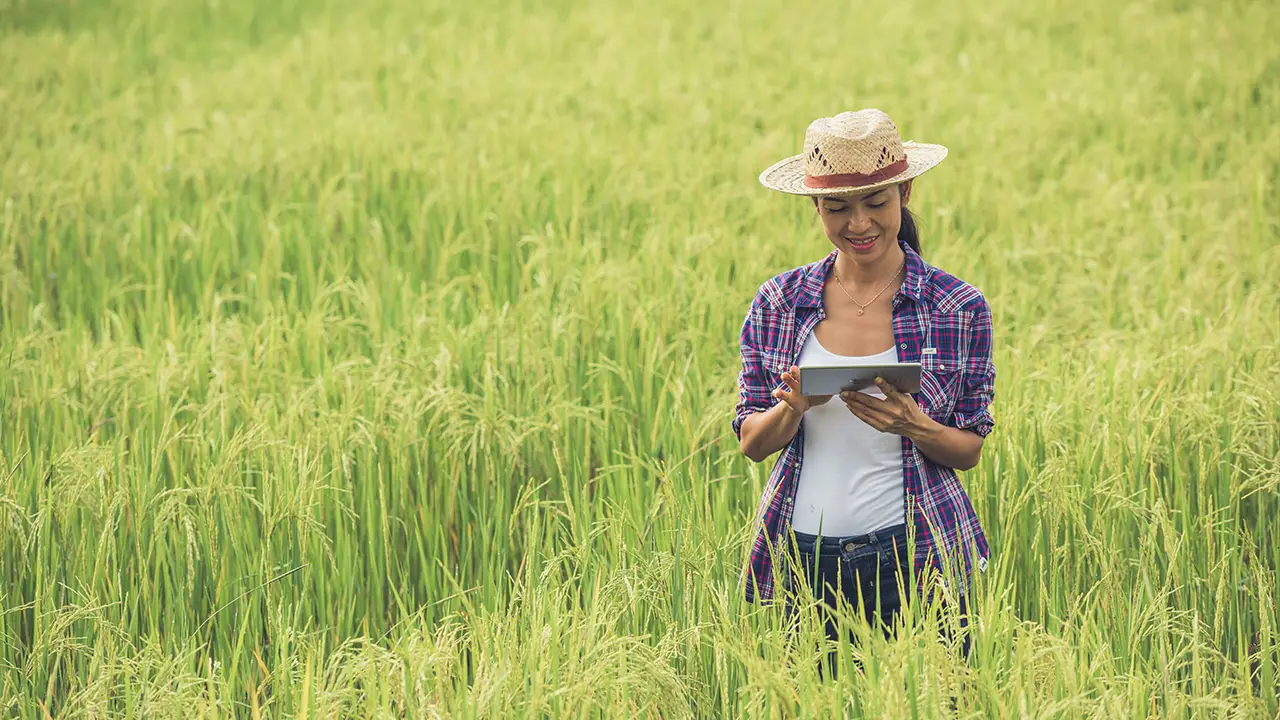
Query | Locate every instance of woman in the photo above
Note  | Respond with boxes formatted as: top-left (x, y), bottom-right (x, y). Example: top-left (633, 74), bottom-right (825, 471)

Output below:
top-left (732, 109), bottom-right (995, 663)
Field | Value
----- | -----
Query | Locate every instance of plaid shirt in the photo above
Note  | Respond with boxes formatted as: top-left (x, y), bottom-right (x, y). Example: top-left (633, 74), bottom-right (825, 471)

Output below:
top-left (732, 237), bottom-right (995, 605)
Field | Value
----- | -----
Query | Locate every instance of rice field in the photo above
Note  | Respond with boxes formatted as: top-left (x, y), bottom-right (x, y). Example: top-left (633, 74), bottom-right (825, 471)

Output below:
top-left (2, 0), bottom-right (1279, 716)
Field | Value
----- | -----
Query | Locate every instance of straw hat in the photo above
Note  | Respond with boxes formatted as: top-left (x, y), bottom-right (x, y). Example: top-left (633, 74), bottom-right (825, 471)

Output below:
top-left (758, 109), bottom-right (947, 196)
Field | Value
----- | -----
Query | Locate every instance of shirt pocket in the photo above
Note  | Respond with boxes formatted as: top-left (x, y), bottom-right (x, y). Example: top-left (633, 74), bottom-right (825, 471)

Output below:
top-left (918, 347), bottom-right (964, 421)
top-left (760, 345), bottom-right (793, 377)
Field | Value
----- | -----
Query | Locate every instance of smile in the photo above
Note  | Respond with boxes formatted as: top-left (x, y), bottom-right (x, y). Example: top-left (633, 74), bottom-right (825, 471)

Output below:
top-left (847, 235), bottom-right (878, 249)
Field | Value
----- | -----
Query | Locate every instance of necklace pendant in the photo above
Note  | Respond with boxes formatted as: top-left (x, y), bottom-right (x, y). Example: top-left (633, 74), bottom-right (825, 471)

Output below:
top-left (857, 308), bottom-right (865, 316)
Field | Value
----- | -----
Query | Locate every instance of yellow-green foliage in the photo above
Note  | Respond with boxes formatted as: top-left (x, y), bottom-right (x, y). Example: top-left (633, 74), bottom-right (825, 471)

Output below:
top-left (2, 0), bottom-right (1278, 716)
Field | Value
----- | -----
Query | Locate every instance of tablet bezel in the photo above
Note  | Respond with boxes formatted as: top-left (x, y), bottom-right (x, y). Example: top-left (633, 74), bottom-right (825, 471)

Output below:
top-left (798, 362), bottom-right (923, 396)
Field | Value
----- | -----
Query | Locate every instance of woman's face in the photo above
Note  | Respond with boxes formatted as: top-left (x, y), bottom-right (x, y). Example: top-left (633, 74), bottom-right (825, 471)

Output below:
top-left (815, 180), bottom-right (911, 264)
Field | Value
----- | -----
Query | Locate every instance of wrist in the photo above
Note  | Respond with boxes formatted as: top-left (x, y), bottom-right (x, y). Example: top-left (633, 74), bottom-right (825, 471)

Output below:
top-left (906, 413), bottom-right (942, 444)
top-left (778, 399), bottom-right (804, 423)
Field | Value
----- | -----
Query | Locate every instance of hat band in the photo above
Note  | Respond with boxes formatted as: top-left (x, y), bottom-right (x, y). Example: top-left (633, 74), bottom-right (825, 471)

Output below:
top-left (802, 158), bottom-right (908, 189)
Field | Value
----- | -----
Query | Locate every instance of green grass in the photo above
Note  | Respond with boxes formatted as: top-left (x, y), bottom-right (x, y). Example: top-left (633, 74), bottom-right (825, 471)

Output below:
top-left (2, 0), bottom-right (1278, 715)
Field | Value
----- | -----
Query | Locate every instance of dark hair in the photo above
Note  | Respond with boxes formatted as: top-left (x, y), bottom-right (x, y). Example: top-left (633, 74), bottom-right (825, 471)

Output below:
top-left (811, 184), bottom-right (922, 255)
top-left (899, 205), bottom-right (921, 255)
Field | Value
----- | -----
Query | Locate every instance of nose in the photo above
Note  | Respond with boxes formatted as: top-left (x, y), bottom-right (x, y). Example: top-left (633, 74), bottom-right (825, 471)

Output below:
top-left (845, 209), bottom-right (874, 235)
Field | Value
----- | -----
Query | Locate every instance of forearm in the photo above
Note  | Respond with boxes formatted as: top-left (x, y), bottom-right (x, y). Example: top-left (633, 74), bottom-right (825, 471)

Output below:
top-left (739, 402), bottom-right (803, 463)
top-left (906, 416), bottom-right (984, 471)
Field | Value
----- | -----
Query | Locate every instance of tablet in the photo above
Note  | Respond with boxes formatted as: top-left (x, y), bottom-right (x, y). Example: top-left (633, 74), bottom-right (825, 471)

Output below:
top-left (799, 362), bottom-right (922, 396)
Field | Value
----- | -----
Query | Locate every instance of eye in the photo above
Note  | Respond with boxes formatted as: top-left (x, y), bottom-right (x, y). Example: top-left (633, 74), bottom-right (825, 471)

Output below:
top-left (868, 201), bottom-right (886, 209)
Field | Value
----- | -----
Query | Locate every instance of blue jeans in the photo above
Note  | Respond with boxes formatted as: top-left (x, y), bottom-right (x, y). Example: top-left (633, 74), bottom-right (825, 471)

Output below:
top-left (782, 523), bottom-right (913, 639)
top-left (781, 522), bottom-right (971, 675)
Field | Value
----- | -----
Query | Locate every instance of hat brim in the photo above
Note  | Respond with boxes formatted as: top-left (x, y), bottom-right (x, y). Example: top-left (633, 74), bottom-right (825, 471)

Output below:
top-left (758, 141), bottom-right (948, 196)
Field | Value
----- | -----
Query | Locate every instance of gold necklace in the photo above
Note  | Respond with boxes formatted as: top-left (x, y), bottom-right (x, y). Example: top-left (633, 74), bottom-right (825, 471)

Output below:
top-left (832, 261), bottom-right (904, 316)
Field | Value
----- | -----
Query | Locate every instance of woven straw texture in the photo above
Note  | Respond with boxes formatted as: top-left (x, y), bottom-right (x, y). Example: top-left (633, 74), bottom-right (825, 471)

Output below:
top-left (759, 109), bottom-right (947, 196)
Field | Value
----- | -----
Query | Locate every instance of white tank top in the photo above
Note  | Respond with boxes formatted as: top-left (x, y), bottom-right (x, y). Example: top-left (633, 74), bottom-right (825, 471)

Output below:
top-left (789, 331), bottom-right (905, 536)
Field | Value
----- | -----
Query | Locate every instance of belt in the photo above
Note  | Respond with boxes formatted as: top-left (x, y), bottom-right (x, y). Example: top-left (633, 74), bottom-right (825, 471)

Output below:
top-left (789, 522), bottom-right (909, 554)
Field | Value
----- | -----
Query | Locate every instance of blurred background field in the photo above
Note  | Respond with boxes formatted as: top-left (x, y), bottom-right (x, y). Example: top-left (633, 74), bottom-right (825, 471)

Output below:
top-left (1, 0), bottom-right (1278, 716)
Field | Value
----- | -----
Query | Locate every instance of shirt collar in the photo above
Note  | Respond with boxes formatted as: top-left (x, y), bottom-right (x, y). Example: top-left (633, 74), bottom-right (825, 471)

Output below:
top-left (795, 236), bottom-right (927, 309)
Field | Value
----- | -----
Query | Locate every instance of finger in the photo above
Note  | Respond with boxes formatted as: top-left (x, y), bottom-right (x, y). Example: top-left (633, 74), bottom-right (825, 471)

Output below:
top-left (842, 391), bottom-right (874, 414)
top-left (779, 371), bottom-right (802, 394)
top-left (848, 390), bottom-right (893, 417)
top-left (773, 386), bottom-right (802, 412)
top-left (845, 400), bottom-right (887, 430)
top-left (843, 390), bottom-right (888, 410)
top-left (872, 383), bottom-right (908, 414)
top-left (874, 376), bottom-right (903, 398)
top-left (855, 406), bottom-right (893, 433)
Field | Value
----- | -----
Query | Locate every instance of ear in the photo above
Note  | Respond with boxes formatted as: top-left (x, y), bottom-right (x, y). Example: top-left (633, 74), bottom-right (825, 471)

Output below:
top-left (899, 180), bottom-right (913, 207)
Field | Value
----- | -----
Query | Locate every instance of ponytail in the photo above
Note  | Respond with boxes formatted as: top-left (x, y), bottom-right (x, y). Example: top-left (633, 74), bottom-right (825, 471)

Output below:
top-left (899, 205), bottom-right (921, 255)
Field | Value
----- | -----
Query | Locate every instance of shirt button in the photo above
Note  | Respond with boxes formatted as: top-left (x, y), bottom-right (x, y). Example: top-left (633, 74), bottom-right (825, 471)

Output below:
top-left (899, 343), bottom-right (906, 349)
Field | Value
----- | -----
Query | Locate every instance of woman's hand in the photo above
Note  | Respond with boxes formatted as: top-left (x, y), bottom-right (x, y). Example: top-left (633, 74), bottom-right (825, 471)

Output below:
top-left (843, 376), bottom-right (985, 470)
top-left (841, 376), bottom-right (930, 438)
top-left (773, 365), bottom-right (834, 416)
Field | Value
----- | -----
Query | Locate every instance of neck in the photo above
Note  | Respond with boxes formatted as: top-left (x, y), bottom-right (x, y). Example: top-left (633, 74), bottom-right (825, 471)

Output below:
top-left (834, 240), bottom-right (907, 290)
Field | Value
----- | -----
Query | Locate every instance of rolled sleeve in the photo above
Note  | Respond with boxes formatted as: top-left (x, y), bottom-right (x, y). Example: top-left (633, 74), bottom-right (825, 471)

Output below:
top-left (731, 295), bottom-right (777, 441)
top-left (950, 296), bottom-right (996, 437)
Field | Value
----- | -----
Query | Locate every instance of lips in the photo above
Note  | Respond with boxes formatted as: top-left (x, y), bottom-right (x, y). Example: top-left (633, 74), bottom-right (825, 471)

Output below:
top-left (847, 235), bottom-right (878, 250)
